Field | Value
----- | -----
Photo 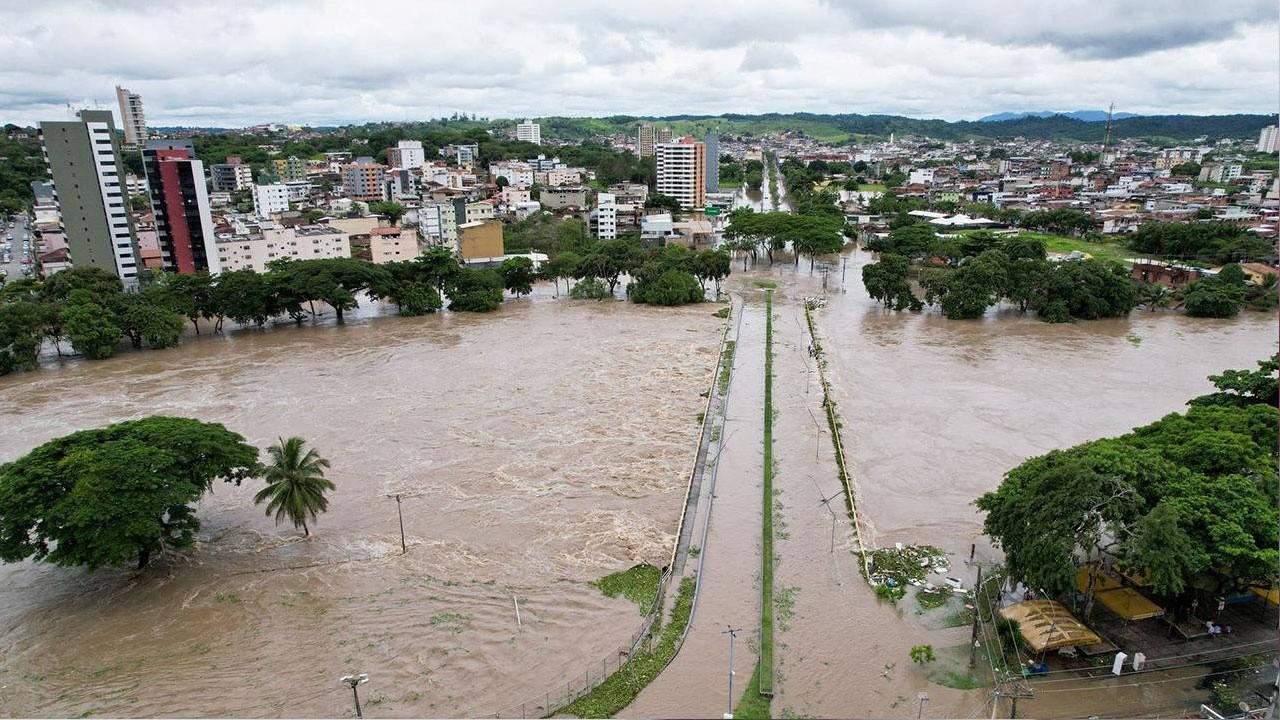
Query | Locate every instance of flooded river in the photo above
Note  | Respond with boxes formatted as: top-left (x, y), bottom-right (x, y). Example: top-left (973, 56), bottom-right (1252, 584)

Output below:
top-left (0, 294), bottom-right (723, 718)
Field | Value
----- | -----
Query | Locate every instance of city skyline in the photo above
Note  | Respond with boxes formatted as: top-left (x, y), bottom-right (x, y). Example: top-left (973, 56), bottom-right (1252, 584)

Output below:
top-left (1, 0), bottom-right (1276, 128)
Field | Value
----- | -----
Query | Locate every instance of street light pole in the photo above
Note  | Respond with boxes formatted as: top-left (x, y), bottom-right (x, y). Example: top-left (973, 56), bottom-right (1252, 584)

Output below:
top-left (722, 625), bottom-right (740, 719)
top-left (340, 673), bottom-right (369, 718)
top-left (386, 494), bottom-right (406, 554)
top-left (917, 691), bottom-right (930, 719)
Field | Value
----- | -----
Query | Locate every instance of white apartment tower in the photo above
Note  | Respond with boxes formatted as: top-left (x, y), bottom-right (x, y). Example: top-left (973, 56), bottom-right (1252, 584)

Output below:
top-left (387, 140), bottom-right (426, 169)
top-left (516, 119), bottom-right (541, 145)
top-left (656, 137), bottom-right (706, 210)
top-left (594, 193), bottom-right (618, 239)
top-left (115, 86), bottom-right (147, 148)
top-left (252, 183), bottom-right (290, 217)
top-left (1258, 125), bottom-right (1279, 154)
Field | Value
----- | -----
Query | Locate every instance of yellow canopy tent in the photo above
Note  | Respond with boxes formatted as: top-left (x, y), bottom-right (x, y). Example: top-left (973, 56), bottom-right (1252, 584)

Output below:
top-left (1077, 567), bottom-right (1164, 621)
top-left (999, 600), bottom-right (1102, 652)
top-left (1251, 586), bottom-right (1279, 606)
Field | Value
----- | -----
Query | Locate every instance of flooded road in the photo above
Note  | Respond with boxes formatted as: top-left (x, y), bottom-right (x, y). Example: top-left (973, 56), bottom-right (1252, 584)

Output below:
top-left (0, 292), bottom-right (723, 718)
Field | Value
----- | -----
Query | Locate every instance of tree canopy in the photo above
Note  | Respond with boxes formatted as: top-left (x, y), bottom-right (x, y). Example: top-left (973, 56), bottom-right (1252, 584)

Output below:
top-left (0, 417), bottom-right (261, 570)
top-left (977, 362), bottom-right (1278, 611)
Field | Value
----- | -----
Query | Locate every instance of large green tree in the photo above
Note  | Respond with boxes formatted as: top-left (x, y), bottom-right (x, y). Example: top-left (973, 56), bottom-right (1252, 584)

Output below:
top-left (0, 417), bottom-right (261, 570)
top-left (253, 437), bottom-right (334, 537)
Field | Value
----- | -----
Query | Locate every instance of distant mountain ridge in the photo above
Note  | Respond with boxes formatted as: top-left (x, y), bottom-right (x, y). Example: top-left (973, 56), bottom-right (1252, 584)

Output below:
top-left (977, 110), bottom-right (1139, 123)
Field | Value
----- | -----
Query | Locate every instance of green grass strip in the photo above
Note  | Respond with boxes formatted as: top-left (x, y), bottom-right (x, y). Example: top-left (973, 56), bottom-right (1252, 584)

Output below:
top-left (733, 665), bottom-right (772, 719)
top-left (759, 289), bottom-right (775, 698)
top-left (559, 577), bottom-right (696, 719)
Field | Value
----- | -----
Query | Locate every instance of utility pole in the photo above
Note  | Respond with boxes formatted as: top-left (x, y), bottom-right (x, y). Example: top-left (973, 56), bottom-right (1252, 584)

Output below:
top-left (340, 673), bottom-right (369, 718)
top-left (969, 564), bottom-right (983, 668)
top-left (722, 626), bottom-right (740, 719)
top-left (917, 691), bottom-right (929, 719)
top-left (386, 494), bottom-right (406, 554)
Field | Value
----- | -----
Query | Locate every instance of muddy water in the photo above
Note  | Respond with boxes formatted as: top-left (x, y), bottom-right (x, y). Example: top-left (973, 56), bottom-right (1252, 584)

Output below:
top-left (0, 293), bottom-right (723, 718)
top-left (775, 250), bottom-right (1274, 717)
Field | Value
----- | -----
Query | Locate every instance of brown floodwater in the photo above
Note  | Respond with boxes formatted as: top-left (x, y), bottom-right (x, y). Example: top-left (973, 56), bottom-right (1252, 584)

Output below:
top-left (631, 249), bottom-right (1274, 719)
top-left (0, 292), bottom-right (723, 718)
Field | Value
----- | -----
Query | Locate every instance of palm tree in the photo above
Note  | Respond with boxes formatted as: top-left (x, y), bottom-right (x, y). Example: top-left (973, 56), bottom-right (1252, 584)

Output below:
top-left (254, 437), bottom-right (334, 537)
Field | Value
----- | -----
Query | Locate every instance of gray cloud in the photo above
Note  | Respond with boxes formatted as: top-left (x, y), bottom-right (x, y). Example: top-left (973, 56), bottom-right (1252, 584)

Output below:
top-left (740, 44), bottom-right (801, 72)
top-left (0, 0), bottom-right (1274, 127)
top-left (820, 0), bottom-right (1273, 58)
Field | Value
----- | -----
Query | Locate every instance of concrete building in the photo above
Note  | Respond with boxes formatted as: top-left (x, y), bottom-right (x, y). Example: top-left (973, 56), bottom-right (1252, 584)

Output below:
top-left (369, 227), bottom-right (419, 263)
top-left (215, 225), bottom-right (352, 272)
top-left (386, 168), bottom-right (421, 201)
top-left (705, 132), bottom-right (719, 193)
top-left (1258, 125), bottom-right (1279, 154)
top-left (253, 183), bottom-right (290, 217)
top-left (445, 144), bottom-right (479, 165)
top-left (114, 86), bottom-right (147, 148)
top-left (418, 202), bottom-right (458, 247)
top-left (39, 109), bottom-right (142, 283)
top-left (211, 161), bottom-right (253, 191)
top-left (637, 122), bottom-right (655, 158)
top-left (453, 197), bottom-right (495, 225)
top-left (592, 192), bottom-right (617, 239)
top-left (457, 220), bottom-right (504, 261)
top-left (491, 160), bottom-right (535, 188)
top-left (284, 181), bottom-right (312, 203)
top-left (516, 119), bottom-right (541, 145)
top-left (142, 139), bottom-right (221, 274)
top-left (342, 158), bottom-right (388, 202)
top-left (272, 155), bottom-right (307, 182)
top-left (540, 186), bottom-right (589, 210)
top-left (656, 137), bottom-right (706, 210)
top-left (657, 127), bottom-right (672, 144)
top-left (387, 140), bottom-right (426, 170)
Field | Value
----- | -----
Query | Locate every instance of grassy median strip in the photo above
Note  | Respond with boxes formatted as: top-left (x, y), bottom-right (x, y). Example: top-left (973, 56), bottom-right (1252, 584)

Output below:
top-left (759, 289), bottom-right (776, 699)
top-left (595, 564), bottom-right (662, 614)
top-left (734, 665), bottom-right (772, 719)
top-left (559, 576), bottom-right (696, 718)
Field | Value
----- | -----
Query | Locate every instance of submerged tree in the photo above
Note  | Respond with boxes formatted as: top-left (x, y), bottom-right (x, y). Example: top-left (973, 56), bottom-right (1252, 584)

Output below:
top-left (254, 437), bottom-right (335, 537)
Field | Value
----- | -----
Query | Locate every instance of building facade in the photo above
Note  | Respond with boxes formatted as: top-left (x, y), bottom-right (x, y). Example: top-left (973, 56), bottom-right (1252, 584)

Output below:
top-left (705, 132), bottom-right (719, 193)
top-left (656, 127), bottom-right (672, 144)
top-left (211, 161), bottom-right (253, 191)
top-left (39, 109), bottom-right (142, 283)
top-left (369, 227), bottom-right (419, 263)
top-left (1258, 125), bottom-right (1279, 154)
top-left (387, 140), bottom-right (426, 170)
top-left (271, 155), bottom-right (307, 182)
top-left (516, 119), bottom-right (541, 145)
top-left (637, 122), bottom-right (655, 158)
top-left (592, 192), bottom-right (617, 239)
top-left (216, 226), bottom-right (352, 273)
top-left (457, 220), bottom-right (503, 261)
top-left (656, 137), bottom-right (706, 210)
top-left (342, 159), bottom-right (388, 202)
top-left (114, 86), bottom-right (147, 148)
top-left (142, 139), bottom-right (221, 274)
top-left (253, 183), bottom-right (290, 216)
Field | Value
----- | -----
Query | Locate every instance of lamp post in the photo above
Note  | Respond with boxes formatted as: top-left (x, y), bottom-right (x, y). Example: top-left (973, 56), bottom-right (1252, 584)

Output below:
top-left (340, 673), bottom-right (369, 718)
top-left (917, 691), bottom-right (930, 719)
top-left (722, 625), bottom-right (740, 719)
top-left (385, 494), bottom-right (405, 554)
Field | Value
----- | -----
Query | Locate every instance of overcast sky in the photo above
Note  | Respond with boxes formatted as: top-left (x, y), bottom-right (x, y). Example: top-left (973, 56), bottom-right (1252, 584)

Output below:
top-left (2, 0), bottom-right (1277, 128)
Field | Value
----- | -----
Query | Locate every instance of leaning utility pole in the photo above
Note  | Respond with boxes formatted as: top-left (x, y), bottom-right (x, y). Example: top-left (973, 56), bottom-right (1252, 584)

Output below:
top-left (1099, 101), bottom-right (1116, 167)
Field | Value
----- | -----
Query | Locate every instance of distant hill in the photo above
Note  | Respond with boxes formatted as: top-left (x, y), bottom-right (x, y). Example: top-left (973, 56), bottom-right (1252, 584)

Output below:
top-left (977, 110), bottom-right (1139, 123)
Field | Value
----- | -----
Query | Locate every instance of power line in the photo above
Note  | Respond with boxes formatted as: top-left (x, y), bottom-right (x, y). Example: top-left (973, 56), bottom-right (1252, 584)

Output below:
top-left (1027, 640), bottom-right (1278, 683)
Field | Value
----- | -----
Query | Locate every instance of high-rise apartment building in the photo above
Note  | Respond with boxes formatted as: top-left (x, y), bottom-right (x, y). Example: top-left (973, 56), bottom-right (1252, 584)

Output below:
top-left (115, 86), bottom-right (148, 148)
top-left (705, 132), bottom-right (719, 193)
top-left (387, 140), bottom-right (426, 169)
top-left (1258, 125), bottom-right (1279, 154)
top-left (142, 139), bottom-right (221, 275)
top-left (252, 183), bottom-right (290, 216)
top-left (592, 193), bottom-right (617, 239)
top-left (342, 158), bottom-right (388, 202)
top-left (656, 127), bottom-right (672, 144)
top-left (39, 110), bottom-right (142, 283)
top-left (211, 160), bottom-right (254, 191)
top-left (516, 119), bottom-right (541, 145)
top-left (656, 137), bottom-right (706, 210)
top-left (637, 122), bottom-right (655, 157)
top-left (271, 155), bottom-right (307, 182)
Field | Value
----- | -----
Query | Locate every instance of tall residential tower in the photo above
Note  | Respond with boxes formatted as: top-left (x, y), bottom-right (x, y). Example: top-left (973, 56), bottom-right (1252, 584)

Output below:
top-left (114, 86), bottom-right (148, 148)
top-left (656, 137), bottom-right (706, 210)
top-left (637, 122), bottom-right (655, 157)
top-left (516, 119), bottom-right (541, 145)
top-left (142, 139), bottom-right (221, 275)
top-left (705, 132), bottom-right (719, 193)
top-left (39, 110), bottom-right (142, 283)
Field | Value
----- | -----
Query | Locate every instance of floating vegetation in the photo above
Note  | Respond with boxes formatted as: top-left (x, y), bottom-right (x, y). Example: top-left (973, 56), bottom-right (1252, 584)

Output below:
top-left (869, 544), bottom-right (950, 586)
